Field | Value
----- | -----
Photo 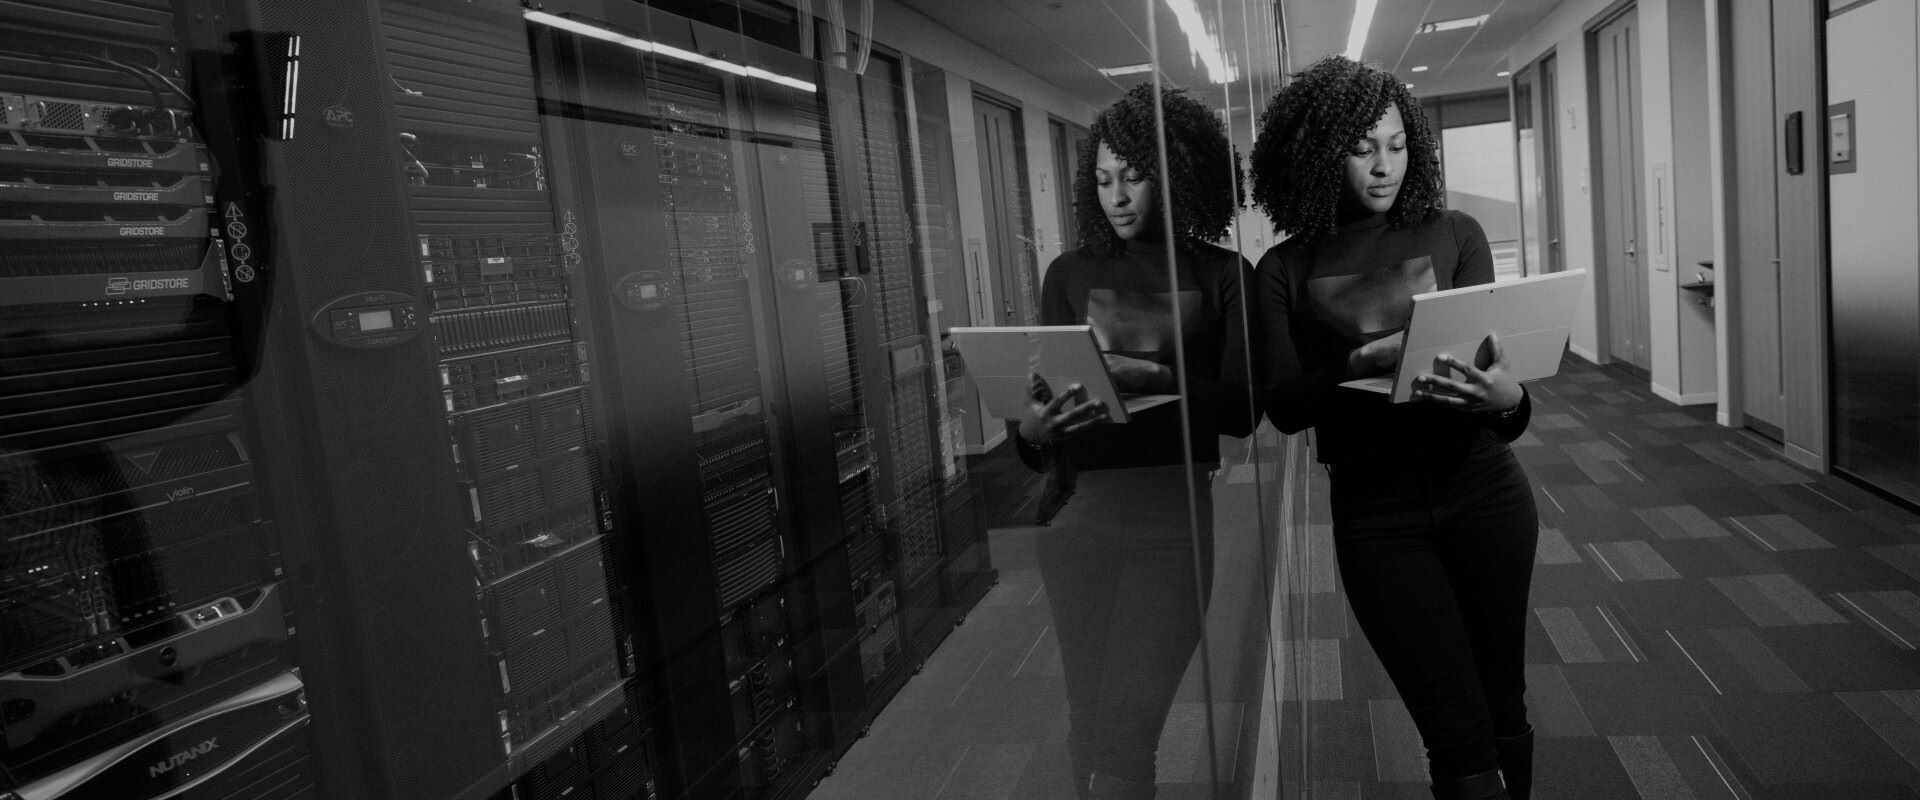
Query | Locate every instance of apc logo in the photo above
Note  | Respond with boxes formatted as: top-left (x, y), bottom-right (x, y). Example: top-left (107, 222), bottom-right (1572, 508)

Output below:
top-left (106, 277), bottom-right (130, 296)
top-left (323, 104), bottom-right (355, 129)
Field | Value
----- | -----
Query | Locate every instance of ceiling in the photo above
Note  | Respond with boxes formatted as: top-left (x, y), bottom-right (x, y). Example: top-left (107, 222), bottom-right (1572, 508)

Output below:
top-left (891, 0), bottom-right (1563, 111)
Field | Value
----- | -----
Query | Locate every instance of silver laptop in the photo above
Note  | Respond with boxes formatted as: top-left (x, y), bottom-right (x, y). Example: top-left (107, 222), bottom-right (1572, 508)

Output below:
top-left (1339, 270), bottom-right (1588, 403)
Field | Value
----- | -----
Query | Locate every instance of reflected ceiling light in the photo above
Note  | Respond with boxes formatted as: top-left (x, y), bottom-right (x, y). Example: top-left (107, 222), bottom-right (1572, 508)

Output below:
top-left (1404, 82), bottom-right (1415, 89)
top-left (1163, 0), bottom-right (1238, 83)
top-left (524, 10), bottom-right (817, 93)
top-left (1345, 0), bottom-right (1378, 61)
top-left (1417, 14), bottom-right (1489, 34)
top-left (1496, 70), bottom-right (1511, 77)
top-left (1097, 63), bottom-right (1155, 77)
top-left (1410, 65), bottom-right (1428, 72)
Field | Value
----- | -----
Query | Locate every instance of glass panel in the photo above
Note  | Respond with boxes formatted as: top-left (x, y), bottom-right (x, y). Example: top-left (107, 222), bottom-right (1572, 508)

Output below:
top-left (1442, 121), bottom-right (1523, 281)
top-left (1514, 64), bottom-right (1541, 276)
top-left (1145, 1), bottom-right (1296, 799)
top-left (1259, 12), bottom-right (1547, 800)
top-left (0, 1), bottom-right (1309, 798)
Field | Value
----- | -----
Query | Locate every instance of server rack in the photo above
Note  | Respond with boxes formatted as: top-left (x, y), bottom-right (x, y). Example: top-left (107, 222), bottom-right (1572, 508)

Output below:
top-left (4, 1), bottom-right (993, 797)
top-left (240, 0), bottom-right (644, 798)
top-left (0, 1), bottom-right (313, 798)
top-left (530, 2), bottom-right (994, 798)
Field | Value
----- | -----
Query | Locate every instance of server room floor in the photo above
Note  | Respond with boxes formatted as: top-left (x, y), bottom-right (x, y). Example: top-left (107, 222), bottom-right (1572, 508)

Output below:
top-left (809, 359), bottom-right (1920, 800)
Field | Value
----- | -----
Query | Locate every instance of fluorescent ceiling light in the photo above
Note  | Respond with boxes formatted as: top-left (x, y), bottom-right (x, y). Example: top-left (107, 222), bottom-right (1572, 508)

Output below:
top-left (1496, 70), bottom-right (1511, 77)
top-left (1418, 14), bottom-right (1489, 34)
top-left (1163, 0), bottom-right (1237, 83)
top-left (1345, 0), bottom-right (1379, 61)
top-left (1098, 63), bottom-right (1154, 78)
top-left (524, 10), bottom-right (816, 93)
top-left (1410, 65), bottom-right (1428, 72)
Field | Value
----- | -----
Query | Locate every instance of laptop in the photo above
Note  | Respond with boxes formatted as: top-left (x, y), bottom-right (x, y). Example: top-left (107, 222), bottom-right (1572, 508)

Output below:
top-left (948, 325), bottom-right (1180, 423)
top-left (1339, 269), bottom-right (1588, 403)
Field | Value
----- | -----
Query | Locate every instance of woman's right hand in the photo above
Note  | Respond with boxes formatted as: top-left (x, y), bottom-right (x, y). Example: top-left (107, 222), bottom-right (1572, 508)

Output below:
top-left (1347, 331), bottom-right (1405, 378)
top-left (1017, 374), bottom-right (1108, 445)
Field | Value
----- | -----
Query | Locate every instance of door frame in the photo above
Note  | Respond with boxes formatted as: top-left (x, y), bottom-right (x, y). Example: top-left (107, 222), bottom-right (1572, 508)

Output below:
top-left (971, 86), bottom-right (1035, 327)
top-left (1586, 1), bottom-right (1651, 370)
top-left (1512, 50), bottom-right (1566, 276)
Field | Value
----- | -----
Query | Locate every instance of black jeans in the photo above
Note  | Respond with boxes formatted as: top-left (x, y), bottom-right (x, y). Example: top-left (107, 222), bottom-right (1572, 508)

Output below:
top-left (1328, 435), bottom-right (1537, 780)
top-left (1037, 464), bottom-right (1215, 789)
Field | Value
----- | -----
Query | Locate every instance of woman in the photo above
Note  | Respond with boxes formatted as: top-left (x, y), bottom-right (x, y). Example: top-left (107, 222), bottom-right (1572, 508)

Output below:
top-left (1013, 82), bottom-right (1253, 800)
top-left (1250, 57), bottom-right (1538, 800)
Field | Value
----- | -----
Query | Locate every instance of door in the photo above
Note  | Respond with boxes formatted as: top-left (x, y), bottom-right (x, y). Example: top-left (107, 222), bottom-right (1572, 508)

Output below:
top-left (1827, 0), bottom-right (1920, 503)
top-left (1049, 116), bottom-right (1089, 254)
top-left (1540, 53), bottom-right (1565, 273)
top-left (1592, 7), bottom-right (1651, 369)
top-left (973, 94), bottom-right (1037, 325)
top-left (1729, 1), bottom-right (1786, 433)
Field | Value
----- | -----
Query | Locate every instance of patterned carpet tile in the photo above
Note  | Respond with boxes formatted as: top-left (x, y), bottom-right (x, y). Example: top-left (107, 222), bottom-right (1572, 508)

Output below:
top-left (1701, 693), bottom-right (1920, 785)
top-left (1557, 662), bottom-right (1722, 734)
top-left (822, 358), bottom-right (1920, 799)
top-left (1654, 537), bottom-right (1779, 578)
top-left (1609, 734), bottom-right (1752, 800)
top-left (1710, 573), bottom-right (1850, 627)
top-left (1607, 580), bottom-right (1762, 631)
top-left (1525, 663), bottom-right (1598, 736)
top-left (1750, 626), bottom-right (1920, 693)
top-left (1536, 605), bottom-right (1649, 663)
top-left (1662, 628), bottom-right (1811, 695)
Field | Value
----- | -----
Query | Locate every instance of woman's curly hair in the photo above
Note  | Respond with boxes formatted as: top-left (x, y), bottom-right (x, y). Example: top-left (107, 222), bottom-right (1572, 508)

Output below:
top-left (1074, 82), bottom-right (1242, 256)
top-left (1248, 56), bottom-right (1444, 244)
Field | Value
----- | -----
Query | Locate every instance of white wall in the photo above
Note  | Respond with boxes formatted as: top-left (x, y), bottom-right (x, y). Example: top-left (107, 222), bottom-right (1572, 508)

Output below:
top-left (1668, 0), bottom-right (1718, 402)
top-left (872, 0), bottom-right (1098, 310)
top-left (1507, 4), bottom-right (1603, 363)
top-left (1507, 0), bottom-right (1718, 407)
top-left (871, 0), bottom-right (1099, 452)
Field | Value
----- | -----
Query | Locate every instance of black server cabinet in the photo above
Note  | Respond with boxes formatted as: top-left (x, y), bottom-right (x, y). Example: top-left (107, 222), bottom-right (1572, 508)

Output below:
top-left (239, 1), bottom-right (645, 799)
top-left (530, 4), bottom-right (994, 799)
top-left (530, 18), bottom-right (823, 799)
top-left (0, 1), bottom-right (314, 799)
top-left (819, 54), bottom-right (961, 666)
top-left (1, 0), bottom-right (993, 796)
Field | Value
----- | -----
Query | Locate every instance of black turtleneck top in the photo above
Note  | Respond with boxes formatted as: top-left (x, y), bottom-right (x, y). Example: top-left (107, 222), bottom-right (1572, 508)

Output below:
top-left (1256, 209), bottom-right (1530, 466)
top-left (1014, 238), bottom-right (1256, 471)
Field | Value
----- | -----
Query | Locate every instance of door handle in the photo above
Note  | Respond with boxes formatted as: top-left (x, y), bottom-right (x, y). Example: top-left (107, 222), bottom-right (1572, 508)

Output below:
top-left (1784, 111), bottom-right (1804, 175)
top-left (1626, 235), bottom-right (1636, 259)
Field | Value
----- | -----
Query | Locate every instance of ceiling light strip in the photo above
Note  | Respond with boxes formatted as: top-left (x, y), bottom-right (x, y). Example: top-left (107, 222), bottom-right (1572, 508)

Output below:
top-left (524, 10), bottom-right (817, 93)
top-left (1345, 0), bottom-right (1378, 61)
top-left (1418, 14), bottom-right (1489, 34)
top-left (1163, 0), bottom-right (1237, 83)
top-left (1097, 63), bottom-right (1155, 78)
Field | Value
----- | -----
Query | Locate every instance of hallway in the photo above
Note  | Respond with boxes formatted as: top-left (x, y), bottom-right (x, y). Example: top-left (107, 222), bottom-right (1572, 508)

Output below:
top-left (812, 357), bottom-right (1920, 799)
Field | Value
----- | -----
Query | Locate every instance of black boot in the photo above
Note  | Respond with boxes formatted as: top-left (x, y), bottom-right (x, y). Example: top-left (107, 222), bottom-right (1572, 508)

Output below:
top-left (1495, 727), bottom-right (1535, 800)
top-left (1429, 768), bottom-right (1509, 800)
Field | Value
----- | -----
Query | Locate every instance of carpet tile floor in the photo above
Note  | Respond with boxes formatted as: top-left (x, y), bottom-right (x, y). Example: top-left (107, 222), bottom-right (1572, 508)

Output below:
top-left (811, 358), bottom-right (1920, 799)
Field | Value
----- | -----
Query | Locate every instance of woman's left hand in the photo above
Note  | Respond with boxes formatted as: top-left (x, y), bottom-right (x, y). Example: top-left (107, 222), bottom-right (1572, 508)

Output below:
top-left (1410, 332), bottom-right (1524, 414)
top-left (1103, 353), bottom-right (1175, 394)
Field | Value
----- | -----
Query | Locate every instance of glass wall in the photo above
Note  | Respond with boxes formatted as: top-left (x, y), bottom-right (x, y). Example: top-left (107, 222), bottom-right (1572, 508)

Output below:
top-left (1442, 122), bottom-right (1521, 280)
top-left (0, 1), bottom-right (1298, 800)
top-left (1513, 54), bottom-right (1564, 276)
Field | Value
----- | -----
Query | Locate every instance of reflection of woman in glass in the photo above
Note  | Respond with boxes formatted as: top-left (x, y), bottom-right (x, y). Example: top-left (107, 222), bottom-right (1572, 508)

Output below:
top-left (1251, 57), bottom-right (1538, 800)
top-left (1012, 82), bottom-right (1252, 800)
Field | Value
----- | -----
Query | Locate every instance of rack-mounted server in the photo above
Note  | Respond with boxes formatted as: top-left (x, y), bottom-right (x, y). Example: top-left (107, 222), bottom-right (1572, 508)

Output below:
top-left (0, 2), bottom-right (311, 798)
